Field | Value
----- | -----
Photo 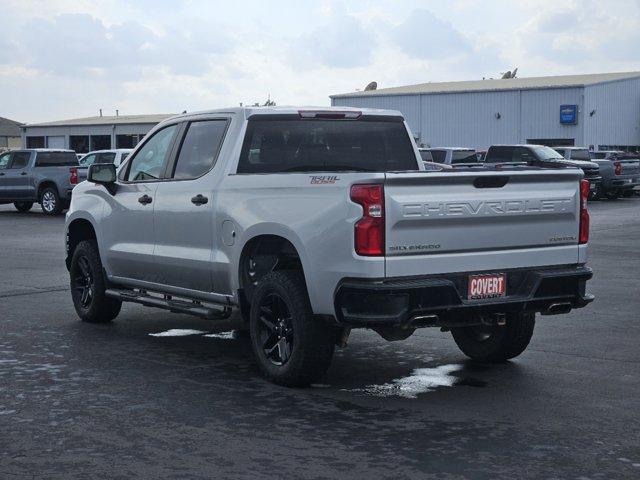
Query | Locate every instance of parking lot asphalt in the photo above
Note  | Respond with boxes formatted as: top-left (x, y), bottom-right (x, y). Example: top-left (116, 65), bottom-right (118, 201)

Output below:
top-left (1, 199), bottom-right (639, 479)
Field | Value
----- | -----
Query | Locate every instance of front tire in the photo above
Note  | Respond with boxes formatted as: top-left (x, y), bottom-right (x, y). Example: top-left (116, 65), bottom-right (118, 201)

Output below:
top-left (451, 312), bottom-right (535, 362)
top-left (40, 187), bottom-right (63, 215)
top-left (70, 240), bottom-right (122, 323)
top-left (249, 270), bottom-right (335, 387)
top-left (14, 202), bottom-right (33, 212)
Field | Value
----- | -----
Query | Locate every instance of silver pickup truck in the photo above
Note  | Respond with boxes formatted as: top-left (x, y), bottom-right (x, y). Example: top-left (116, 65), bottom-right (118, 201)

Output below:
top-left (64, 107), bottom-right (594, 386)
top-left (0, 149), bottom-right (80, 214)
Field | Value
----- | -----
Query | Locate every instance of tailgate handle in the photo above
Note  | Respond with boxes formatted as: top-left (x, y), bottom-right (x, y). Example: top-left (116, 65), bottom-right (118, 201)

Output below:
top-left (473, 176), bottom-right (509, 188)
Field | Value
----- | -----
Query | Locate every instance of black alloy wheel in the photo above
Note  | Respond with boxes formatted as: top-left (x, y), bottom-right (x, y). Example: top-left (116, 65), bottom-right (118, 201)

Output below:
top-left (74, 255), bottom-right (95, 308)
top-left (256, 293), bottom-right (295, 366)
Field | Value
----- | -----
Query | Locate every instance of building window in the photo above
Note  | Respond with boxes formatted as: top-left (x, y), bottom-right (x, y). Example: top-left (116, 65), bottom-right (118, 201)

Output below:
top-left (70, 135), bottom-right (90, 153)
top-left (90, 135), bottom-right (111, 150)
top-left (116, 134), bottom-right (142, 149)
top-left (26, 136), bottom-right (45, 148)
top-left (599, 145), bottom-right (640, 153)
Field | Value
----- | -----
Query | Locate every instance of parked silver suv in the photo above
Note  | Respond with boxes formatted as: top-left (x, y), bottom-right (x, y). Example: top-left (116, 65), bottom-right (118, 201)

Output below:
top-left (65, 107), bottom-right (594, 386)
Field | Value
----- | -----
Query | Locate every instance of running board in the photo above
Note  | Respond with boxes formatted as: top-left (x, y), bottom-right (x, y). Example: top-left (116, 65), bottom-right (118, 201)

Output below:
top-left (105, 288), bottom-right (232, 320)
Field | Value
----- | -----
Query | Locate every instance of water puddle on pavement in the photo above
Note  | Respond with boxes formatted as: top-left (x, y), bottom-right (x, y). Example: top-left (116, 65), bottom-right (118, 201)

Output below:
top-left (344, 364), bottom-right (487, 398)
top-left (203, 331), bottom-right (236, 340)
top-left (148, 329), bottom-right (238, 339)
top-left (148, 329), bottom-right (207, 337)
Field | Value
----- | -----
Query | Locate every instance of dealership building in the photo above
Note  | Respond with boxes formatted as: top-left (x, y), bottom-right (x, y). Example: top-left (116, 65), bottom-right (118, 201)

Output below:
top-left (21, 113), bottom-right (173, 153)
top-left (331, 71), bottom-right (640, 151)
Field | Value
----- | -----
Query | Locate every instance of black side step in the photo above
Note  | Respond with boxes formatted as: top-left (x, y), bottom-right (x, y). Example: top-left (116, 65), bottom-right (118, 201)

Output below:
top-left (105, 289), bottom-right (232, 320)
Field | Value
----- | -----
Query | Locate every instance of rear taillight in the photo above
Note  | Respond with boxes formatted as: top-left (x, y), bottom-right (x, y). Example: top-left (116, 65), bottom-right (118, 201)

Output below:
top-left (579, 179), bottom-right (590, 244)
top-left (69, 167), bottom-right (78, 185)
top-left (613, 161), bottom-right (622, 175)
top-left (350, 184), bottom-right (384, 256)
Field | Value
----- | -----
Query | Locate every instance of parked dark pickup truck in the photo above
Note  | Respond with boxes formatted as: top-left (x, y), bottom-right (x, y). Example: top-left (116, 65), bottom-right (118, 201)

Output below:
top-left (0, 149), bottom-right (80, 214)
top-left (484, 145), bottom-right (602, 197)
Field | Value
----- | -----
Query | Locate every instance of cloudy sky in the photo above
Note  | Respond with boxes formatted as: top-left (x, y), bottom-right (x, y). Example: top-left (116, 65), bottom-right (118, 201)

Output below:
top-left (1, 0), bottom-right (639, 123)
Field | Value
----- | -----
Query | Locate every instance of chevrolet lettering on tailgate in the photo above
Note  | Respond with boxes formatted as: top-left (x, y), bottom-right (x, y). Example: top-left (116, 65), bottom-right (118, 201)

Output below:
top-left (402, 198), bottom-right (573, 218)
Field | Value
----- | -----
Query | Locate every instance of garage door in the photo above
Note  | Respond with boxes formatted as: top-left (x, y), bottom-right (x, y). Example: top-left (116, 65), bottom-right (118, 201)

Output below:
top-left (47, 136), bottom-right (65, 149)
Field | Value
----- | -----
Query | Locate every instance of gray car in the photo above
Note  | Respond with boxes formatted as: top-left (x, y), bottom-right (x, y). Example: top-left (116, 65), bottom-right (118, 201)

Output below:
top-left (64, 107), bottom-right (593, 386)
top-left (0, 149), bottom-right (79, 214)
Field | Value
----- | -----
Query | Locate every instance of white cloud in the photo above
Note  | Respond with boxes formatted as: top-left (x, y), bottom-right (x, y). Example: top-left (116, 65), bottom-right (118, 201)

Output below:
top-left (0, 0), bottom-right (639, 123)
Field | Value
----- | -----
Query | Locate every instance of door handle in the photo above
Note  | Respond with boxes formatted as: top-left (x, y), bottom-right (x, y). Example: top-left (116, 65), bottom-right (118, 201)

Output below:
top-left (0, 172), bottom-right (4, 176)
top-left (191, 194), bottom-right (208, 205)
top-left (20, 172), bottom-right (27, 176)
top-left (138, 194), bottom-right (153, 205)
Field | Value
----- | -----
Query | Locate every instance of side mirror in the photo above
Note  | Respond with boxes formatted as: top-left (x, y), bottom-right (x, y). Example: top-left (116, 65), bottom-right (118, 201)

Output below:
top-left (88, 163), bottom-right (116, 184)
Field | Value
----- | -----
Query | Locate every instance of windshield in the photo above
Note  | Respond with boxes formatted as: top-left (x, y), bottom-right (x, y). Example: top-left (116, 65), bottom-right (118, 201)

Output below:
top-left (451, 150), bottom-right (478, 164)
top-left (532, 146), bottom-right (564, 160)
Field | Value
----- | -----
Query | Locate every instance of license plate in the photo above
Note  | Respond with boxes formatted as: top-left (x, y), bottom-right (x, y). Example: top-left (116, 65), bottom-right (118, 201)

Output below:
top-left (590, 182), bottom-right (597, 191)
top-left (468, 273), bottom-right (506, 300)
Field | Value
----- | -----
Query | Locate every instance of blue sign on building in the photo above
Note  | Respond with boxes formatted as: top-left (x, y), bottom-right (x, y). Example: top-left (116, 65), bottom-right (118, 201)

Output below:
top-left (560, 105), bottom-right (578, 125)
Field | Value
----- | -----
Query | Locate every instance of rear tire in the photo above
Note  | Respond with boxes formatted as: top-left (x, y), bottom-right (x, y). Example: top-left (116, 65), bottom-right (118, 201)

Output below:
top-left (40, 187), bottom-right (63, 215)
top-left (14, 202), bottom-right (33, 212)
top-left (249, 270), bottom-right (335, 387)
top-left (70, 240), bottom-right (121, 323)
top-left (605, 190), bottom-right (620, 200)
top-left (451, 312), bottom-right (535, 362)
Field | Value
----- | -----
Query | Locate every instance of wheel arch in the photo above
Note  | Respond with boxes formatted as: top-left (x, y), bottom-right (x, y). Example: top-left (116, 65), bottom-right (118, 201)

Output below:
top-left (37, 180), bottom-right (59, 201)
top-left (236, 230), bottom-right (311, 306)
top-left (66, 217), bottom-right (98, 270)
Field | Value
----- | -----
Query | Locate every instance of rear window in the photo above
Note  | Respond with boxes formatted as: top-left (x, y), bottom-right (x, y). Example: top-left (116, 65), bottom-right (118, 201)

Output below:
top-left (35, 152), bottom-right (78, 167)
top-left (237, 117), bottom-right (418, 173)
top-left (570, 149), bottom-right (591, 161)
top-left (451, 150), bottom-right (478, 164)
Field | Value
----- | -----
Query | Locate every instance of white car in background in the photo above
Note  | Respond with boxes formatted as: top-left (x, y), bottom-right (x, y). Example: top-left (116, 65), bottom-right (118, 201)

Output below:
top-left (79, 149), bottom-right (133, 168)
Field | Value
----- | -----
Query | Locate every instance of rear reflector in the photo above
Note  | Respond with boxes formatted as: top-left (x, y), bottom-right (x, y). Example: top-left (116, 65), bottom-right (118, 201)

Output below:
top-left (579, 179), bottom-right (590, 244)
top-left (350, 184), bottom-right (384, 256)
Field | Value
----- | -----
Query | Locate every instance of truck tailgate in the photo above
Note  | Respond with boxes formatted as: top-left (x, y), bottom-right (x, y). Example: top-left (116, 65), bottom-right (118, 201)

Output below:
top-left (618, 159), bottom-right (640, 176)
top-left (384, 170), bottom-right (583, 277)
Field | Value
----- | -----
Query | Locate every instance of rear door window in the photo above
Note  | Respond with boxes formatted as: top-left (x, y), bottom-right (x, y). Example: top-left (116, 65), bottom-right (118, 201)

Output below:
top-left (9, 152), bottom-right (31, 169)
top-left (35, 152), bottom-right (77, 167)
top-left (485, 146), bottom-right (514, 163)
top-left (419, 150), bottom-right (433, 162)
top-left (513, 147), bottom-right (536, 163)
top-left (237, 117), bottom-right (418, 173)
top-left (451, 150), bottom-right (478, 164)
top-left (429, 150), bottom-right (446, 163)
top-left (172, 120), bottom-right (227, 179)
top-left (97, 152), bottom-right (117, 163)
top-left (80, 153), bottom-right (97, 166)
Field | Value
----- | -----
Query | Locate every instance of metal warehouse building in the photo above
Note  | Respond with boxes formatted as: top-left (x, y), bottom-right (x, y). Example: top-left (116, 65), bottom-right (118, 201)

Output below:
top-left (21, 113), bottom-right (173, 153)
top-left (331, 71), bottom-right (640, 151)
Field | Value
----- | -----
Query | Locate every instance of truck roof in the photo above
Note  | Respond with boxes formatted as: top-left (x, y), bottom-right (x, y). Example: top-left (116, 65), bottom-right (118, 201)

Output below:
top-left (13, 149), bottom-right (75, 153)
top-left (163, 106), bottom-right (404, 123)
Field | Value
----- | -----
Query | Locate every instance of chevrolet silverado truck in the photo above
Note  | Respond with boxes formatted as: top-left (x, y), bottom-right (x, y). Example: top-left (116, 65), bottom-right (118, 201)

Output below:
top-left (64, 107), bottom-right (594, 386)
top-left (484, 144), bottom-right (602, 198)
top-left (556, 147), bottom-right (640, 200)
top-left (0, 149), bottom-right (80, 214)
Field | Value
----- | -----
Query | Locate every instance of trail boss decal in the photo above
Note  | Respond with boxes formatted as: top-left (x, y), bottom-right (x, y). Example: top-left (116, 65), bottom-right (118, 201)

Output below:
top-left (310, 175), bottom-right (339, 184)
top-left (468, 273), bottom-right (506, 300)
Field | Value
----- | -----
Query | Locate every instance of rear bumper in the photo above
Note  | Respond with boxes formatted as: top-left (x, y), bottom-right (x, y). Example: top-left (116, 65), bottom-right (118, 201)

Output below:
top-left (603, 175), bottom-right (640, 190)
top-left (334, 265), bottom-right (593, 327)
